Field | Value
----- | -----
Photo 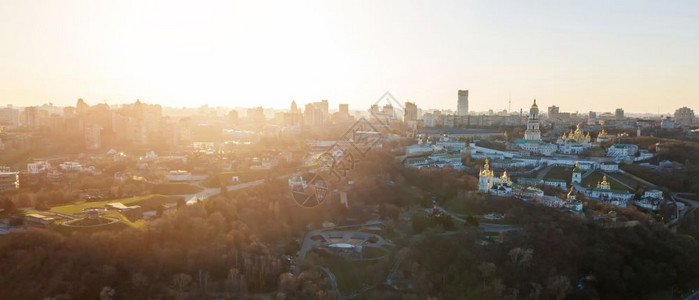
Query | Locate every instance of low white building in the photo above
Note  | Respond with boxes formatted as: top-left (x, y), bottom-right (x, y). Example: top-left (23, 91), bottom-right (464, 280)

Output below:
top-left (599, 163), bottom-right (619, 172)
top-left (543, 179), bottom-right (567, 190)
top-left (0, 167), bottom-right (19, 192)
top-left (643, 189), bottom-right (663, 200)
top-left (515, 186), bottom-right (545, 199)
top-left (27, 161), bottom-right (51, 174)
top-left (166, 170), bottom-right (192, 181)
top-left (405, 144), bottom-right (435, 155)
top-left (607, 144), bottom-right (638, 158)
top-left (59, 162), bottom-right (83, 172)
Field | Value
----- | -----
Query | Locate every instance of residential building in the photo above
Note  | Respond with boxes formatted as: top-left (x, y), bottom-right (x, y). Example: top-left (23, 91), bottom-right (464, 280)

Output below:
top-left (27, 161), bottom-right (51, 174)
top-left (404, 102), bottom-right (418, 125)
top-left (457, 90), bottom-right (469, 116)
top-left (247, 107), bottom-right (265, 123)
top-left (674, 106), bottom-right (695, 126)
top-left (615, 108), bottom-right (625, 120)
top-left (0, 167), bottom-right (19, 192)
top-left (0, 105), bottom-right (20, 128)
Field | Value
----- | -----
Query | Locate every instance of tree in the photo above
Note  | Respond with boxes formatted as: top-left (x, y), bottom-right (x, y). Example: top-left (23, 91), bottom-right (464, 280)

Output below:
top-left (170, 273), bottom-right (192, 300)
top-left (226, 268), bottom-right (247, 298)
top-left (467, 214), bottom-right (479, 227)
top-left (99, 286), bottom-right (115, 300)
top-left (3, 199), bottom-right (17, 214)
top-left (478, 262), bottom-right (497, 289)
top-left (546, 275), bottom-right (570, 300)
top-left (177, 197), bottom-right (186, 210)
top-left (508, 247), bottom-right (534, 269)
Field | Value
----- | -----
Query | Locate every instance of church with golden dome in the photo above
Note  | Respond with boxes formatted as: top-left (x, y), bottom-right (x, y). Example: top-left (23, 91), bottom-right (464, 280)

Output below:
top-left (478, 159), bottom-right (513, 195)
top-left (556, 124), bottom-right (593, 154)
top-left (586, 174), bottom-right (633, 204)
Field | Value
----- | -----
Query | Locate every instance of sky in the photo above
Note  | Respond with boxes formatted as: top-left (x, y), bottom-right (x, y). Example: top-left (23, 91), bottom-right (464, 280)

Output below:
top-left (0, 0), bottom-right (697, 114)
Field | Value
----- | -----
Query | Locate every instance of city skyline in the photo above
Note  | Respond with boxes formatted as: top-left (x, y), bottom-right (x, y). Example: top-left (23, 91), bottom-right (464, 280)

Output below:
top-left (1, 0), bottom-right (698, 113)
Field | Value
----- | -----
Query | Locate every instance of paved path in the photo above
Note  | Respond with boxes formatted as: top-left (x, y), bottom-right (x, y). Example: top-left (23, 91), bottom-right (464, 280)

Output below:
top-left (535, 165), bottom-right (553, 181)
top-left (432, 205), bottom-right (522, 232)
top-left (669, 193), bottom-right (699, 229)
top-left (604, 173), bottom-right (635, 191)
top-left (298, 225), bottom-right (391, 263)
top-left (315, 266), bottom-right (339, 296)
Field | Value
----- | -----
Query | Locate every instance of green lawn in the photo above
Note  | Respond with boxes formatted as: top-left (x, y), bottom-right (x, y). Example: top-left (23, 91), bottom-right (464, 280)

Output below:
top-left (104, 211), bottom-right (147, 229)
top-left (324, 258), bottom-right (384, 294)
top-left (362, 247), bottom-right (388, 259)
top-left (608, 173), bottom-right (645, 190)
top-left (680, 194), bottom-right (699, 201)
top-left (581, 171), bottom-right (634, 191)
top-left (543, 166), bottom-right (572, 181)
top-left (49, 194), bottom-right (181, 214)
top-left (442, 198), bottom-right (467, 217)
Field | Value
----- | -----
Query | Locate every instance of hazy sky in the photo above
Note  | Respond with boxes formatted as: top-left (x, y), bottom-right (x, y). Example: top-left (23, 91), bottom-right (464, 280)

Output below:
top-left (1, 0), bottom-right (697, 113)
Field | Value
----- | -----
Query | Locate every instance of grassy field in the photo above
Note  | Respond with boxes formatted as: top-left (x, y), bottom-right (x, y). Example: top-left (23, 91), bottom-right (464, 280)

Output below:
top-left (606, 172), bottom-right (647, 190)
top-left (362, 247), bottom-right (388, 259)
top-left (442, 198), bottom-right (467, 217)
top-left (29, 210), bottom-right (147, 234)
top-left (678, 193), bottom-right (699, 201)
top-left (324, 258), bottom-right (384, 294)
top-left (543, 166), bottom-right (572, 181)
top-left (49, 194), bottom-right (181, 214)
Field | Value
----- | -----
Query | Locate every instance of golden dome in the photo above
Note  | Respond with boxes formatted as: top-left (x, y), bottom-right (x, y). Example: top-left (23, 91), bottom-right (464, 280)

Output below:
top-left (597, 175), bottom-right (611, 190)
top-left (479, 159), bottom-right (494, 177)
top-left (531, 99), bottom-right (538, 109)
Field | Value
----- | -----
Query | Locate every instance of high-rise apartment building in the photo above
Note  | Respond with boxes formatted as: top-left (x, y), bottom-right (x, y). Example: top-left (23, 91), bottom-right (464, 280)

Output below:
top-left (339, 104), bottom-right (348, 116)
top-left (404, 102), bottom-right (418, 124)
top-left (0, 105), bottom-right (19, 128)
top-left (457, 90), bottom-right (469, 116)
top-left (615, 108), bottom-right (625, 120)
top-left (674, 106), bottom-right (695, 126)
top-left (247, 107), bottom-right (265, 123)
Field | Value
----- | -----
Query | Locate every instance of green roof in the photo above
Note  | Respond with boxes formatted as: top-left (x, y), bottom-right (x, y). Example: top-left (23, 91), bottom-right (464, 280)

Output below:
top-left (593, 188), bottom-right (630, 194)
top-left (514, 138), bottom-right (542, 145)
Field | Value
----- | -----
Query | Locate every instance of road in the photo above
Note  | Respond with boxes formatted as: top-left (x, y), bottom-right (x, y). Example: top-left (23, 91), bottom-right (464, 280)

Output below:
top-left (185, 169), bottom-right (314, 205)
top-left (535, 165), bottom-right (554, 181)
top-left (298, 224), bottom-right (392, 263)
top-left (668, 193), bottom-right (699, 229)
top-left (431, 205), bottom-right (522, 233)
top-left (315, 266), bottom-right (339, 297)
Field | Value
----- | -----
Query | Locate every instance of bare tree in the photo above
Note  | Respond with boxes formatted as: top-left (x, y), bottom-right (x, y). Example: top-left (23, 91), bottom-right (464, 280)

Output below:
top-left (171, 273), bottom-right (192, 300)
top-left (546, 275), bottom-right (571, 300)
